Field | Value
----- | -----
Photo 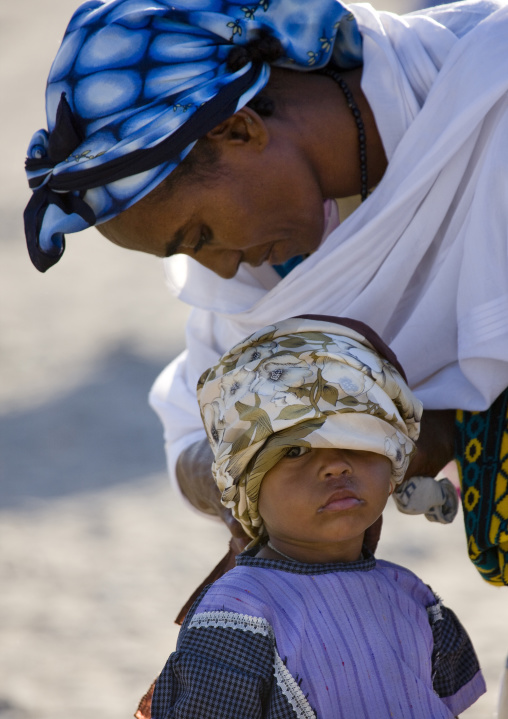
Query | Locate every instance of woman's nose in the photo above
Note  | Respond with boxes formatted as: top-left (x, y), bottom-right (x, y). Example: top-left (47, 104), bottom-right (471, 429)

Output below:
top-left (201, 248), bottom-right (242, 279)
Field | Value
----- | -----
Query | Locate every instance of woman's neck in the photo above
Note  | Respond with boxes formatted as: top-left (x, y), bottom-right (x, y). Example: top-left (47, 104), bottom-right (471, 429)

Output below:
top-left (266, 66), bottom-right (387, 199)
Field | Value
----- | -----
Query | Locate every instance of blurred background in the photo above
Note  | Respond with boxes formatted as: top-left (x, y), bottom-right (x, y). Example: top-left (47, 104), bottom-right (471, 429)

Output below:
top-left (1, 1), bottom-right (506, 717)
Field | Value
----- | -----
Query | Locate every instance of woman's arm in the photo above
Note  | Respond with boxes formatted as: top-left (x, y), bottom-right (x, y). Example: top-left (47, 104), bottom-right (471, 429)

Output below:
top-left (406, 409), bottom-right (456, 479)
top-left (176, 437), bottom-right (248, 539)
top-left (176, 409), bottom-right (457, 527)
top-left (175, 436), bottom-right (383, 553)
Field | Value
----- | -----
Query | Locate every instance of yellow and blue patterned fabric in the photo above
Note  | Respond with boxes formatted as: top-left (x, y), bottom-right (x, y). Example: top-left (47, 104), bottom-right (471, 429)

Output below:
top-left (24, 0), bottom-right (362, 272)
top-left (455, 387), bottom-right (508, 585)
top-left (197, 315), bottom-right (422, 540)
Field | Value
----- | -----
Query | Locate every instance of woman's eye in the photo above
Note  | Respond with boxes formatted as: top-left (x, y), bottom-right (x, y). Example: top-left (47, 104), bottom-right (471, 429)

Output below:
top-left (285, 446), bottom-right (310, 458)
top-left (193, 228), bottom-right (211, 254)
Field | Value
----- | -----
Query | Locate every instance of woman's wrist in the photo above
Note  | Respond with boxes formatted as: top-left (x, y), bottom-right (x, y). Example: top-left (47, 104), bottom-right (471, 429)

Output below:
top-left (405, 409), bottom-right (456, 480)
top-left (176, 438), bottom-right (248, 538)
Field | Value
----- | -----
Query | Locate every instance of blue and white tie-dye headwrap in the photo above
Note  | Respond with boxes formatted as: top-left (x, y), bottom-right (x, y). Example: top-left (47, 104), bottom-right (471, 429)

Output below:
top-left (24, 0), bottom-right (362, 272)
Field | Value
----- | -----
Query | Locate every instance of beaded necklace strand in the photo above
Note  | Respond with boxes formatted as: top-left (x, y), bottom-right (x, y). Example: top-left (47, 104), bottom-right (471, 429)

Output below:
top-left (318, 67), bottom-right (369, 202)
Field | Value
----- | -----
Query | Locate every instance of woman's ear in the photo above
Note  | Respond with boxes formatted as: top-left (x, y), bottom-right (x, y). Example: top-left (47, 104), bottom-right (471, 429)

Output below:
top-left (205, 108), bottom-right (269, 150)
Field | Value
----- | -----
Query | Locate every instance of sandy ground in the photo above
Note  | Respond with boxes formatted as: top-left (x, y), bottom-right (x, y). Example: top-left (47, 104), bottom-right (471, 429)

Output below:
top-left (1, 1), bottom-right (506, 717)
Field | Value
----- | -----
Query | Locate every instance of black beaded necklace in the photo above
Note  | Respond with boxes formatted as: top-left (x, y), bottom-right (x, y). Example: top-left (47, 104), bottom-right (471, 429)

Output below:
top-left (318, 67), bottom-right (368, 202)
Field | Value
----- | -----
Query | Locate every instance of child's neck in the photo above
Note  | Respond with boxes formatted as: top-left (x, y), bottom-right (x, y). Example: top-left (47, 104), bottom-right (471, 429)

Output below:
top-left (258, 536), bottom-right (365, 564)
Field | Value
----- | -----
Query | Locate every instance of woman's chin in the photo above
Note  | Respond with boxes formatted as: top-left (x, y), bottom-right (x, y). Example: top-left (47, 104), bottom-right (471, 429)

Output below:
top-left (269, 234), bottom-right (322, 266)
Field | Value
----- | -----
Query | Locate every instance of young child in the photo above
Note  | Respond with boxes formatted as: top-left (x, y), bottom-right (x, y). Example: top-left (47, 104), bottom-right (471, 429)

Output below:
top-left (150, 315), bottom-right (485, 719)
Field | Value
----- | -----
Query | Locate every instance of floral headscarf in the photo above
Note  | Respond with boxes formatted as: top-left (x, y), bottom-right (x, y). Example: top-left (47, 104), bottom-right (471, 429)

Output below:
top-left (24, 0), bottom-right (362, 272)
top-left (197, 316), bottom-right (422, 539)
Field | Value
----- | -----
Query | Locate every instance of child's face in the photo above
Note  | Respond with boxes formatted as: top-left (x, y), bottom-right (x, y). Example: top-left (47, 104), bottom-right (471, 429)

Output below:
top-left (258, 447), bottom-right (392, 563)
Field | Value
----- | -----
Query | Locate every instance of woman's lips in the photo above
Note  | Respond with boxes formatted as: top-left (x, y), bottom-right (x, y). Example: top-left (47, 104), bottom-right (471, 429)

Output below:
top-left (267, 245), bottom-right (279, 265)
top-left (248, 246), bottom-right (273, 268)
top-left (319, 489), bottom-right (362, 513)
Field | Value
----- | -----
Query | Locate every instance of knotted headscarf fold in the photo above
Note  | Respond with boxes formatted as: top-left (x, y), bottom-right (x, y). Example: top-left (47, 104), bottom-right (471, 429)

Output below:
top-left (24, 0), bottom-right (362, 272)
top-left (197, 315), bottom-right (423, 539)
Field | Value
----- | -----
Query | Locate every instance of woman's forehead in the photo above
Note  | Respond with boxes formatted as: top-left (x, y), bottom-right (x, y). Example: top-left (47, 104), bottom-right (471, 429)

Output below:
top-left (97, 179), bottom-right (198, 255)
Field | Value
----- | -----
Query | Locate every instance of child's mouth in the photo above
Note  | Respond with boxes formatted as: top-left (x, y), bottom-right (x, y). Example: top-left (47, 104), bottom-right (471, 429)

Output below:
top-left (319, 490), bottom-right (362, 512)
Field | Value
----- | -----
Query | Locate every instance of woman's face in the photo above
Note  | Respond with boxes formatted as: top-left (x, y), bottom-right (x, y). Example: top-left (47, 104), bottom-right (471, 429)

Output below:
top-left (99, 128), bottom-right (327, 279)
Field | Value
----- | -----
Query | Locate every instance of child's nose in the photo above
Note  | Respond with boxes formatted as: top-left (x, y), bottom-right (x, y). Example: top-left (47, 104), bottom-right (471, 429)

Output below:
top-left (319, 448), bottom-right (353, 478)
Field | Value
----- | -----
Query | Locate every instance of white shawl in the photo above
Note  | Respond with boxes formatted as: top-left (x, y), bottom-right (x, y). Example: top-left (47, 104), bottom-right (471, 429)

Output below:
top-left (150, 0), bottom-right (508, 493)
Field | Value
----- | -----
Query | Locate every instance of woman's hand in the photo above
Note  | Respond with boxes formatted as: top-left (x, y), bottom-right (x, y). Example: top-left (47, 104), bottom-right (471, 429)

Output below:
top-left (405, 409), bottom-right (456, 480)
top-left (176, 438), bottom-right (248, 540)
top-left (174, 438), bottom-right (250, 626)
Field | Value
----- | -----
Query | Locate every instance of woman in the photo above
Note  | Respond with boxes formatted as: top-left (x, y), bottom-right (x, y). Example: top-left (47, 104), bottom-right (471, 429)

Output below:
top-left (24, 0), bottom-right (508, 585)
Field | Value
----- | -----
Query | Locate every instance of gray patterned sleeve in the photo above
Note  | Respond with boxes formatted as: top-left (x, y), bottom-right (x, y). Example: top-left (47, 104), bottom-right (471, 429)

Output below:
top-left (428, 601), bottom-right (481, 697)
top-left (427, 596), bottom-right (486, 715)
top-left (150, 620), bottom-right (274, 719)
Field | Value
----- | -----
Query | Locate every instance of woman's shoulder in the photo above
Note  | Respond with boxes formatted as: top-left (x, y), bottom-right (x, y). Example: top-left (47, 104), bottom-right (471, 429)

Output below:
top-left (406, 0), bottom-right (505, 38)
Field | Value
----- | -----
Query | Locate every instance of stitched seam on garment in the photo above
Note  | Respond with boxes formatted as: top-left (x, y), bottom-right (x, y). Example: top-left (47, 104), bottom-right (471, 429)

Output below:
top-left (458, 294), bottom-right (508, 347)
top-left (189, 610), bottom-right (316, 717)
top-left (189, 610), bottom-right (272, 636)
top-left (273, 651), bottom-right (317, 719)
top-left (427, 599), bottom-right (444, 624)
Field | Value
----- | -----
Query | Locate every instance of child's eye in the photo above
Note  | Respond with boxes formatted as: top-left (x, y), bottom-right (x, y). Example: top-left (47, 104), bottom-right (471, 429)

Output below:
top-left (284, 446), bottom-right (310, 459)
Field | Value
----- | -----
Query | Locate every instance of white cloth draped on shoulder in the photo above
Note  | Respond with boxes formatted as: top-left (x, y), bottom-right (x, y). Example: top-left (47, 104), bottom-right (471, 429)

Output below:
top-left (149, 0), bottom-right (508, 497)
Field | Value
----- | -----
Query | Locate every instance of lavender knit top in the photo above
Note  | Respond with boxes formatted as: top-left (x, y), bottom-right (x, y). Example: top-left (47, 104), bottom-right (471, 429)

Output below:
top-left (151, 551), bottom-right (485, 719)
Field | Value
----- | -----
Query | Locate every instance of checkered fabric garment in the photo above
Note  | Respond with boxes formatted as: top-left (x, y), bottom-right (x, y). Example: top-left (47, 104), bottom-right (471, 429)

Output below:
top-left (151, 552), bottom-right (485, 718)
top-left (429, 603), bottom-right (482, 699)
top-left (151, 612), bottom-right (311, 718)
